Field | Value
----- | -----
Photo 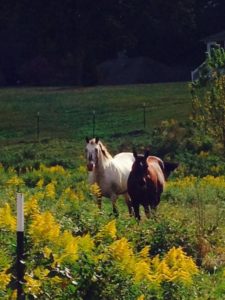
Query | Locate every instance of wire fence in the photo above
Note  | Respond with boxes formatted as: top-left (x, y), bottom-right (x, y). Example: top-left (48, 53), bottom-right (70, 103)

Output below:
top-left (0, 103), bottom-right (157, 144)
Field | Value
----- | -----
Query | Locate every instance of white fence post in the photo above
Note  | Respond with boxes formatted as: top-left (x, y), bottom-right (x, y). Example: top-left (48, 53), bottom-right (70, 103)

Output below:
top-left (16, 193), bottom-right (25, 299)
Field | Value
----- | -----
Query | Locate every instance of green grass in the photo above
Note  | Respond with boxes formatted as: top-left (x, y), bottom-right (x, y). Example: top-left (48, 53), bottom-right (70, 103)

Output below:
top-left (0, 82), bottom-right (191, 168)
top-left (0, 83), bottom-right (191, 141)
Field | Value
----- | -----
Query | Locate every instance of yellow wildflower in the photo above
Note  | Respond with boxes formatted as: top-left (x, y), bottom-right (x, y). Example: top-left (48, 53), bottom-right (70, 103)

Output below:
top-left (90, 183), bottom-right (101, 198)
top-left (33, 267), bottom-right (49, 280)
top-left (96, 220), bottom-right (117, 239)
top-left (6, 176), bottom-right (24, 187)
top-left (164, 247), bottom-right (199, 284)
top-left (45, 182), bottom-right (56, 199)
top-left (63, 187), bottom-right (79, 202)
top-left (0, 269), bottom-right (11, 290)
top-left (153, 259), bottom-right (171, 283)
top-left (139, 246), bottom-right (150, 262)
top-left (109, 238), bottom-right (135, 272)
top-left (29, 212), bottom-right (60, 245)
top-left (24, 196), bottom-right (40, 217)
top-left (76, 165), bottom-right (87, 175)
top-left (0, 203), bottom-right (16, 231)
top-left (10, 290), bottom-right (17, 300)
top-left (133, 260), bottom-right (151, 283)
top-left (43, 246), bottom-right (53, 259)
top-left (36, 178), bottom-right (44, 188)
top-left (49, 165), bottom-right (66, 175)
top-left (24, 274), bottom-right (41, 296)
top-left (55, 230), bottom-right (79, 264)
top-left (199, 151), bottom-right (209, 157)
top-left (78, 234), bottom-right (95, 253)
top-left (137, 295), bottom-right (145, 300)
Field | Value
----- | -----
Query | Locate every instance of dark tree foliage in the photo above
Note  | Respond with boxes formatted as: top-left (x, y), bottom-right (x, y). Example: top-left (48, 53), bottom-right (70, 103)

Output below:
top-left (0, 0), bottom-right (224, 85)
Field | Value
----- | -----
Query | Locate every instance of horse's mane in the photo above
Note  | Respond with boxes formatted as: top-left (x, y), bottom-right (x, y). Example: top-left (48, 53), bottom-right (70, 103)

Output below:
top-left (89, 138), bottom-right (112, 159)
top-left (98, 141), bottom-right (112, 159)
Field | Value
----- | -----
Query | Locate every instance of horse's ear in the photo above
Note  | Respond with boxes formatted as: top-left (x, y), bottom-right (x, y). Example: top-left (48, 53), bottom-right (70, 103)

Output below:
top-left (133, 149), bottom-right (138, 159)
top-left (95, 137), bottom-right (99, 144)
top-left (86, 136), bottom-right (90, 143)
top-left (144, 150), bottom-right (150, 159)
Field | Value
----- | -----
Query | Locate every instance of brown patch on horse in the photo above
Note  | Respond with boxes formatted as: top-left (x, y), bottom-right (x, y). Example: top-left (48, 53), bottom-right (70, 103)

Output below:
top-left (146, 156), bottom-right (165, 188)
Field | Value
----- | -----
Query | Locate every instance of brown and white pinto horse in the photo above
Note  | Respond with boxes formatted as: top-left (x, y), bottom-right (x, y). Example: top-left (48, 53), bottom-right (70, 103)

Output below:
top-left (127, 150), bottom-right (179, 220)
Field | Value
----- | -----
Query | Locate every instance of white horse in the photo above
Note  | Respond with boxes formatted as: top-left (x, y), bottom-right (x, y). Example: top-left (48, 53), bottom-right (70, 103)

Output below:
top-left (85, 137), bottom-right (135, 216)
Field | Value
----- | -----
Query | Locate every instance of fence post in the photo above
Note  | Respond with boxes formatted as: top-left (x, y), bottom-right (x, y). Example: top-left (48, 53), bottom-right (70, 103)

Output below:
top-left (92, 110), bottom-right (96, 137)
top-left (143, 103), bottom-right (146, 129)
top-left (37, 112), bottom-right (40, 142)
top-left (16, 193), bottom-right (25, 300)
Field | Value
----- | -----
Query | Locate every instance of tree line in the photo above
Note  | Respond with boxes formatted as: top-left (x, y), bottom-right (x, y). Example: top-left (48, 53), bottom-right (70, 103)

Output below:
top-left (0, 0), bottom-right (225, 86)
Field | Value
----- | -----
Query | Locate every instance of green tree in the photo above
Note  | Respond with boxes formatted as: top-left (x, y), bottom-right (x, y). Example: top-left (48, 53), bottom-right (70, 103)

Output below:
top-left (191, 47), bottom-right (225, 151)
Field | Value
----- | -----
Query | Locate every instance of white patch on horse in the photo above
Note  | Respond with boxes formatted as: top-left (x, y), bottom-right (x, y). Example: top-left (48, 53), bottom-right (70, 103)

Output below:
top-left (85, 137), bottom-right (134, 215)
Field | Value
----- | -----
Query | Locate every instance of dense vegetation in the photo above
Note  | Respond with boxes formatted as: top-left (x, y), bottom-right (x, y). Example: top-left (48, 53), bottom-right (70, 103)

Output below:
top-left (0, 79), bottom-right (225, 299)
top-left (1, 0), bottom-right (225, 85)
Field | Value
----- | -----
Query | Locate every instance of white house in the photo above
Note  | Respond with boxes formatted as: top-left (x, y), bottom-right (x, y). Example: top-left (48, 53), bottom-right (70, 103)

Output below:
top-left (191, 30), bottom-right (225, 81)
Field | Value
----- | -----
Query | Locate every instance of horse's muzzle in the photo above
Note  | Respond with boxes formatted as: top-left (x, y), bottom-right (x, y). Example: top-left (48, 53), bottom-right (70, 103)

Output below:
top-left (87, 162), bottom-right (95, 171)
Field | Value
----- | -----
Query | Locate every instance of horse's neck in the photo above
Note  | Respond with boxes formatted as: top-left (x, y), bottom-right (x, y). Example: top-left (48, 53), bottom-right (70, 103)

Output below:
top-left (94, 152), bottom-right (113, 182)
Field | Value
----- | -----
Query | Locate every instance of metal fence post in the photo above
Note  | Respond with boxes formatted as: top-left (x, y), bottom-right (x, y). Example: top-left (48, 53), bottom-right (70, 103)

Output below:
top-left (92, 110), bottom-right (96, 137)
top-left (37, 112), bottom-right (40, 142)
top-left (143, 103), bottom-right (146, 129)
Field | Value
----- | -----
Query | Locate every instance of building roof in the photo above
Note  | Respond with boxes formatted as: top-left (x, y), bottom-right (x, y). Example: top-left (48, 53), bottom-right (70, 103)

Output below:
top-left (202, 30), bottom-right (225, 43)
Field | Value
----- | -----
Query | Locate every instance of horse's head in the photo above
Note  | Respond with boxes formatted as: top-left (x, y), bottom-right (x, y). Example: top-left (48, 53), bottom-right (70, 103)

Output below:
top-left (163, 161), bottom-right (179, 179)
top-left (85, 137), bottom-right (100, 171)
top-left (132, 150), bottom-right (149, 185)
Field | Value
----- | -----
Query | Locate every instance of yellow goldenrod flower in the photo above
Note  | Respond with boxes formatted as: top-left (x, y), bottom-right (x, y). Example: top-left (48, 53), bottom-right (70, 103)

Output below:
top-left (63, 187), bottom-right (80, 202)
top-left (49, 165), bottom-right (66, 175)
top-left (45, 182), bottom-right (56, 199)
top-left (0, 203), bottom-right (16, 231)
top-left (24, 195), bottom-right (40, 217)
top-left (139, 246), bottom-right (150, 262)
top-left (76, 165), bottom-right (87, 175)
top-left (6, 176), bottom-right (24, 187)
top-left (137, 295), bottom-right (145, 300)
top-left (33, 267), bottom-right (49, 280)
top-left (0, 269), bottom-right (11, 290)
top-left (154, 260), bottom-right (171, 283)
top-left (10, 289), bottom-right (17, 300)
top-left (199, 151), bottom-right (209, 157)
top-left (109, 238), bottom-right (135, 273)
top-left (43, 246), bottom-right (53, 259)
top-left (24, 274), bottom-right (41, 296)
top-left (29, 212), bottom-right (60, 245)
top-left (36, 178), bottom-right (44, 188)
top-left (78, 234), bottom-right (95, 253)
top-left (90, 183), bottom-right (101, 198)
top-left (164, 247), bottom-right (199, 284)
top-left (137, 294), bottom-right (145, 300)
top-left (133, 260), bottom-right (151, 283)
top-left (55, 230), bottom-right (79, 264)
top-left (96, 220), bottom-right (117, 240)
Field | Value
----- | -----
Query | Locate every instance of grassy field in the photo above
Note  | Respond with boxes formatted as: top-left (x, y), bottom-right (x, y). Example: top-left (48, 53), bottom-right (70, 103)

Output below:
top-left (0, 82), bottom-right (191, 143)
top-left (0, 83), bottom-right (225, 299)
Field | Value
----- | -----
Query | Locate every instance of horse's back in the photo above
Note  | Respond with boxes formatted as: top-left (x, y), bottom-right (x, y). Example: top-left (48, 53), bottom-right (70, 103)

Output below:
top-left (113, 152), bottom-right (134, 174)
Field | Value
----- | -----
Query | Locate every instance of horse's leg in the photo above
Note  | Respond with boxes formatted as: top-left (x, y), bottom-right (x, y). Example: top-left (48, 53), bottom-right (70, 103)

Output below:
top-left (124, 193), bottom-right (134, 216)
top-left (144, 205), bottom-right (150, 219)
top-left (111, 195), bottom-right (119, 217)
top-left (97, 196), bottom-right (102, 210)
top-left (133, 203), bottom-right (141, 221)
